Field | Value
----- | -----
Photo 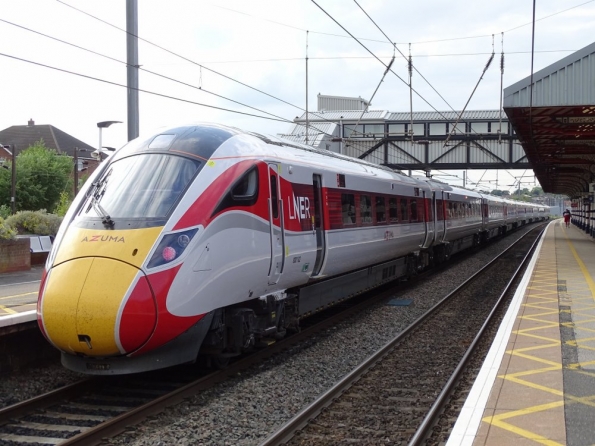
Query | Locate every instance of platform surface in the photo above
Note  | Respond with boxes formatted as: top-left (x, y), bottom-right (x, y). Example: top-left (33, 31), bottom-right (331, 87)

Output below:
top-left (449, 219), bottom-right (595, 446)
top-left (0, 266), bottom-right (43, 326)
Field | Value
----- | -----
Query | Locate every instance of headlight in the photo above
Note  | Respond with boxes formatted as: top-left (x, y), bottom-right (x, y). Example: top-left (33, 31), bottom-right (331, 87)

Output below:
top-left (147, 228), bottom-right (198, 268)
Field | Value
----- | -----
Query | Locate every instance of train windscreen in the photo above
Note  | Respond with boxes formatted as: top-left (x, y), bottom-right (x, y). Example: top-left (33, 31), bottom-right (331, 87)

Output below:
top-left (80, 154), bottom-right (200, 220)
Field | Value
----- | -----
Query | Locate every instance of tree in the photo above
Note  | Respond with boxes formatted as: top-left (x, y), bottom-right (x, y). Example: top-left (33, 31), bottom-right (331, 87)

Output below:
top-left (0, 140), bottom-right (72, 213)
top-left (531, 186), bottom-right (544, 196)
top-left (512, 188), bottom-right (530, 196)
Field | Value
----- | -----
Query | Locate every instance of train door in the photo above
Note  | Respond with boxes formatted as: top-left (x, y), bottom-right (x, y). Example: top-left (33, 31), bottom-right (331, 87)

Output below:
top-left (439, 191), bottom-right (447, 242)
top-left (268, 163), bottom-right (285, 285)
top-left (311, 174), bottom-right (326, 276)
top-left (420, 190), bottom-right (434, 248)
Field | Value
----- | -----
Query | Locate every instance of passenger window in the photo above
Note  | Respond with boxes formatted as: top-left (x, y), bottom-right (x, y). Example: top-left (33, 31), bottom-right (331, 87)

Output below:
top-left (376, 196), bottom-right (386, 223)
top-left (389, 197), bottom-right (398, 222)
top-left (341, 194), bottom-right (355, 225)
top-left (410, 200), bottom-right (418, 222)
top-left (360, 195), bottom-right (372, 224)
top-left (400, 199), bottom-right (409, 222)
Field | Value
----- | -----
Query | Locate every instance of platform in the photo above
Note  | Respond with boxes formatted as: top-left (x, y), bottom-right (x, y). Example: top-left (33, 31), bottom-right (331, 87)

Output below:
top-left (0, 266), bottom-right (43, 330)
top-left (448, 219), bottom-right (595, 446)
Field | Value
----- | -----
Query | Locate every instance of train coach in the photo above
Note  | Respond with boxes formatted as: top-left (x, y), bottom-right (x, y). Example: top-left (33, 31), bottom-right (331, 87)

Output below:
top-left (36, 123), bottom-right (549, 374)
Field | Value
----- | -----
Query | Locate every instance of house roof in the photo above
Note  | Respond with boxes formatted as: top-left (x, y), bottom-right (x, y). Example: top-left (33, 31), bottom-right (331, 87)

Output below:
top-left (0, 120), bottom-right (95, 158)
top-left (0, 146), bottom-right (11, 158)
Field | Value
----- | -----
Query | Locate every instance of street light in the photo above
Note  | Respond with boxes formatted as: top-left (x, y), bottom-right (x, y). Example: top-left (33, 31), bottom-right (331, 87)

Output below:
top-left (73, 147), bottom-right (91, 196)
top-left (97, 121), bottom-right (122, 161)
top-left (1, 144), bottom-right (16, 214)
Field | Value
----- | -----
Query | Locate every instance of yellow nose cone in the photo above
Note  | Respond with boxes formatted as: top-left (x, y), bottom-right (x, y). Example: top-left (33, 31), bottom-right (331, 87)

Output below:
top-left (41, 257), bottom-right (148, 356)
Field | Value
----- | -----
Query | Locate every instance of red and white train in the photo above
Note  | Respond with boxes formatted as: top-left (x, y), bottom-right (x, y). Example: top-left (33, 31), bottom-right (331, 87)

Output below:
top-left (36, 123), bottom-right (549, 374)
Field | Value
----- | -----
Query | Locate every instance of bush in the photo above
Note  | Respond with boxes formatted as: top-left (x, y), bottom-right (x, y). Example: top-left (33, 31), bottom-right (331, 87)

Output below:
top-left (0, 217), bottom-right (17, 240)
top-left (0, 205), bottom-right (10, 220)
top-left (4, 210), bottom-right (62, 236)
top-left (54, 191), bottom-right (72, 217)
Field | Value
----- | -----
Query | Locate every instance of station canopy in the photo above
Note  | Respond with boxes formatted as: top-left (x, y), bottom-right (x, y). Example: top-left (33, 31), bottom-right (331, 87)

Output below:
top-left (504, 41), bottom-right (595, 197)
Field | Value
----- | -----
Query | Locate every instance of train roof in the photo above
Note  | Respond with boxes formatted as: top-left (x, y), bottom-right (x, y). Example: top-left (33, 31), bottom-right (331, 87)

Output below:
top-left (121, 122), bottom-right (404, 176)
top-left (116, 123), bottom-right (548, 209)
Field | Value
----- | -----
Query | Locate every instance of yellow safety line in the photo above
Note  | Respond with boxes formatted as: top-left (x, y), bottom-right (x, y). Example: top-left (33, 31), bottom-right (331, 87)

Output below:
top-left (491, 401), bottom-right (566, 420)
top-left (521, 309), bottom-right (562, 317)
top-left (482, 223), bottom-right (595, 444)
top-left (483, 401), bottom-right (566, 446)
top-left (513, 324), bottom-right (562, 336)
top-left (508, 343), bottom-right (561, 353)
top-left (501, 375), bottom-right (564, 397)
top-left (0, 305), bottom-right (17, 314)
top-left (499, 365), bottom-right (560, 378)
top-left (0, 292), bottom-right (37, 301)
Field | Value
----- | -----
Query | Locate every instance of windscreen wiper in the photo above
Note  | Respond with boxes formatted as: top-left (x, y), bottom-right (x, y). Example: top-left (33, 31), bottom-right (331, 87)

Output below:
top-left (86, 168), bottom-right (114, 228)
top-left (92, 198), bottom-right (114, 228)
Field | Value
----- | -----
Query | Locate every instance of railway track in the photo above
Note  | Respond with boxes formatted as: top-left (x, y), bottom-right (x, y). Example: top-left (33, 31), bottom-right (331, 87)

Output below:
top-left (0, 257), bottom-right (434, 445)
top-left (259, 223), bottom-right (545, 446)
top-left (0, 224), bottom-right (543, 445)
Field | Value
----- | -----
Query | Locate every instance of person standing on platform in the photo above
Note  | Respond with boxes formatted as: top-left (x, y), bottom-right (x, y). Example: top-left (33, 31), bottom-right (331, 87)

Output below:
top-left (563, 208), bottom-right (571, 227)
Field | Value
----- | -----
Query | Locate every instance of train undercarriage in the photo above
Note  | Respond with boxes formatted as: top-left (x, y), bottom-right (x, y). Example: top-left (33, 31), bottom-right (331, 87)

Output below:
top-left (198, 225), bottom-right (520, 366)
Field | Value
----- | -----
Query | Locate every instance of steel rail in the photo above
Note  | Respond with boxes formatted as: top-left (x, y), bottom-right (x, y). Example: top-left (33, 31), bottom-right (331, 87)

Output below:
top-left (0, 261), bottom-right (421, 444)
top-left (0, 379), bottom-right (99, 423)
top-left (408, 225), bottom-right (545, 445)
top-left (58, 267), bottom-right (423, 445)
top-left (258, 224), bottom-right (545, 446)
top-left (0, 224), bottom-right (542, 445)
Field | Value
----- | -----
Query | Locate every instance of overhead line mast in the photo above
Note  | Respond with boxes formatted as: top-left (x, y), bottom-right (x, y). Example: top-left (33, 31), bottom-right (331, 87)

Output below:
top-left (127, 0), bottom-right (139, 141)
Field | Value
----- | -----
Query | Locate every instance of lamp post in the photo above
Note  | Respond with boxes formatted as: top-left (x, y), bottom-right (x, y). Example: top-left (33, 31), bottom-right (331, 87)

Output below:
top-left (73, 147), bottom-right (90, 196)
top-left (11, 144), bottom-right (16, 214)
top-left (1, 144), bottom-right (16, 214)
top-left (97, 121), bottom-right (122, 161)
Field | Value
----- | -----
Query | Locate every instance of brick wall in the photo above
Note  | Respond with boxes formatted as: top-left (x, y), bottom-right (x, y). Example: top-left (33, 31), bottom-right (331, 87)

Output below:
top-left (0, 239), bottom-right (31, 273)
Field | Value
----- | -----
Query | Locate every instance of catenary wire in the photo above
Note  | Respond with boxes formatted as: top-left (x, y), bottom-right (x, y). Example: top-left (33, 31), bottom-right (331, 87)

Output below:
top-left (34, 2), bottom-right (547, 188)
top-left (348, 0), bottom-right (506, 171)
top-left (0, 17), bottom-right (338, 140)
top-left (348, 0), bottom-right (539, 192)
top-left (211, 0), bottom-right (594, 45)
top-left (51, 0), bottom-right (590, 145)
top-left (310, 0), bottom-right (460, 123)
top-left (0, 52), bottom-right (292, 124)
top-left (53, 0), bottom-right (348, 137)
top-left (0, 18), bottom-right (293, 125)
top-left (352, 0), bottom-right (456, 115)
top-left (144, 50), bottom-right (578, 66)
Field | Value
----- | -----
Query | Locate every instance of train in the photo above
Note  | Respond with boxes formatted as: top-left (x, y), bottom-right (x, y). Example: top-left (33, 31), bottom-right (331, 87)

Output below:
top-left (36, 123), bottom-right (550, 374)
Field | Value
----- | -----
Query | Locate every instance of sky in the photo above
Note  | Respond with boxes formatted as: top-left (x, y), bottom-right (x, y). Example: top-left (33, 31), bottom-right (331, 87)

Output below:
top-left (1, 0), bottom-right (594, 193)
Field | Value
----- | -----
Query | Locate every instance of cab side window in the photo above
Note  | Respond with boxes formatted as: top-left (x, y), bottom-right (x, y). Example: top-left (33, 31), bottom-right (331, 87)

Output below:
top-left (212, 166), bottom-right (259, 216)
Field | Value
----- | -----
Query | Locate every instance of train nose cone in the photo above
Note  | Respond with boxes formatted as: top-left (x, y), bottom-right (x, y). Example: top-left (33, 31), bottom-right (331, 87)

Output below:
top-left (39, 257), bottom-right (156, 356)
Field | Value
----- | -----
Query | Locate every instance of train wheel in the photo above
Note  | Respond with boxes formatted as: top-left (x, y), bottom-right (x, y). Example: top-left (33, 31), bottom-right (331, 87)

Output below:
top-left (209, 355), bottom-right (230, 369)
